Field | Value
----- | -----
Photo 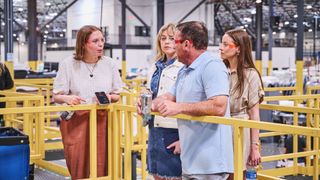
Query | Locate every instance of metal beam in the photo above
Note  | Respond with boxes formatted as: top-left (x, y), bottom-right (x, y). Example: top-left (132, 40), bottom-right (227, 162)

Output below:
top-left (268, 0), bottom-right (274, 75)
top-left (118, 0), bottom-right (149, 28)
top-left (157, 0), bottom-right (164, 32)
top-left (213, 4), bottom-right (224, 36)
top-left (255, 1), bottom-right (262, 59)
top-left (221, 3), bottom-right (256, 39)
top-left (178, 0), bottom-right (206, 24)
top-left (0, 8), bottom-right (26, 32)
top-left (28, 0), bottom-right (38, 61)
top-left (40, 0), bottom-right (78, 31)
top-left (4, 0), bottom-right (13, 62)
top-left (296, 0), bottom-right (304, 61)
top-left (255, 0), bottom-right (263, 73)
top-left (120, 0), bottom-right (127, 81)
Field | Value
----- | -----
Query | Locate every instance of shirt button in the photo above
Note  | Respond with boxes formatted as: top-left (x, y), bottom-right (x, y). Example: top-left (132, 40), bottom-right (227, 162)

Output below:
top-left (162, 74), bottom-right (165, 77)
top-left (156, 123), bottom-right (159, 126)
top-left (160, 87), bottom-right (163, 90)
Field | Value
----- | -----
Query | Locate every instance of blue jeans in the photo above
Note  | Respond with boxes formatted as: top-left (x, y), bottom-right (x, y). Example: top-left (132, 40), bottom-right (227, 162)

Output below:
top-left (147, 118), bottom-right (182, 178)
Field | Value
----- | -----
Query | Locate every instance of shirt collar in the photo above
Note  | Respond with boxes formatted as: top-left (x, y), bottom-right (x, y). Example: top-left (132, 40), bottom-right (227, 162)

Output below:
top-left (185, 51), bottom-right (210, 70)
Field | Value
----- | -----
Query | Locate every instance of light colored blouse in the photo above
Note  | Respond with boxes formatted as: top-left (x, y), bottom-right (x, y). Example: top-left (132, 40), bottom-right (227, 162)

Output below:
top-left (53, 56), bottom-right (123, 103)
top-left (229, 68), bottom-right (264, 116)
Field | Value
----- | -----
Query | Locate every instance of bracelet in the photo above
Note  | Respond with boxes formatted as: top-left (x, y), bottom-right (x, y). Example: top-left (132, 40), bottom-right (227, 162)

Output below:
top-left (251, 142), bottom-right (260, 146)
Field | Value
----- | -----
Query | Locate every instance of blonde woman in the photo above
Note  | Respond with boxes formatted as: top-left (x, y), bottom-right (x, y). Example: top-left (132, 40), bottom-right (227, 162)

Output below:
top-left (145, 23), bottom-right (183, 180)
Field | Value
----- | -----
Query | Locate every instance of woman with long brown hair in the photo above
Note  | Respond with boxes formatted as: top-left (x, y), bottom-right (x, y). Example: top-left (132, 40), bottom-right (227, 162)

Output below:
top-left (219, 28), bottom-right (264, 178)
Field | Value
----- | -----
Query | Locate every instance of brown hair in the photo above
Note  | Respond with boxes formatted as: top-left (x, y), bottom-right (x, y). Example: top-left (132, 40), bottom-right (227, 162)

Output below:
top-left (176, 21), bottom-right (208, 50)
top-left (155, 23), bottom-right (176, 61)
top-left (223, 28), bottom-right (264, 98)
top-left (0, 63), bottom-right (3, 75)
top-left (74, 25), bottom-right (103, 60)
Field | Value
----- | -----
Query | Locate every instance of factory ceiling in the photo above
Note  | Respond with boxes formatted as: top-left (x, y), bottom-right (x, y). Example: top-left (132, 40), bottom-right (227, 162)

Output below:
top-left (0, 0), bottom-right (318, 45)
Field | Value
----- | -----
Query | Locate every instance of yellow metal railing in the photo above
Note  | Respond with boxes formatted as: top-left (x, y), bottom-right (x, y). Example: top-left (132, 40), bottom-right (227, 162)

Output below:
top-left (307, 85), bottom-right (320, 95)
top-left (1, 85), bottom-right (320, 179)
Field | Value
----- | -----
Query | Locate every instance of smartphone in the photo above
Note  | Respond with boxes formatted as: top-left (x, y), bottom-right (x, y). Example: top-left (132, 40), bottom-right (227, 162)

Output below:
top-left (95, 92), bottom-right (110, 105)
top-left (60, 111), bottom-right (74, 121)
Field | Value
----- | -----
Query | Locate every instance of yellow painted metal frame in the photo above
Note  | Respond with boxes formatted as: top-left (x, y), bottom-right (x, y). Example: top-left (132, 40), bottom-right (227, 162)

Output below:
top-left (1, 87), bottom-right (320, 180)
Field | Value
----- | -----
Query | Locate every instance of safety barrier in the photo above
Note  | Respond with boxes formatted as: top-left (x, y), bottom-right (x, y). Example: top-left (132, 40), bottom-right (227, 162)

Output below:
top-left (1, 92), bottom-right (320, 180)
top-left (260, 94), bottom-right (320, 178)
top-left (1, 81), bottom-right (320, 179)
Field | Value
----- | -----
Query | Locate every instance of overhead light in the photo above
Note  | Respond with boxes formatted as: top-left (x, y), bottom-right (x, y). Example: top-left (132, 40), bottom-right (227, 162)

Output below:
top-left (294, 14), bottom-right (298, 18)
top-left (13, 33), bottom-right (16, 37)
top-left (43, 42), bottom-right (47, 45)
top-left (262, 34), bottom-right (266, 37)
top-left (22, 19), bottom-right (27, 23)
top-left (60, 33), bottom-right (64, 37)
top-left (251, 9), bottom-right (256, 15)
top-left (0, 35), bottom-right (3, 38)
top-left (62, 29), bottom-right (67, 32)
top-left (46, 25), bottom-right (50, 28)
top-left (1, 22), bottom-right (5, 26)
top-left (256, 0), bottom-right (262, 3)
top-left (49, 13), bottom-right (58, 17)
top-left (272, 32), bottom-right (276, 35)
top-left (18, 8), bottom-right (23, 12)
top-left (45, 2), bottom-right (51, 6)
top-left (43, 35), bottom-right (48, 38)
top-left (284, 21), bottom-right (289, 25)
top-left (306, 5), bottom-right (312, 9)
top-left (308, 29), bottom-right (312, 32)
top-left (44, 30), bottom-right (48, 34)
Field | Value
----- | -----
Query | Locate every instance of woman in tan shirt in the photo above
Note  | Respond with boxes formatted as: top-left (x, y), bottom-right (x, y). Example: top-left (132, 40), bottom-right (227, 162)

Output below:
top-left (219, 28), bottom-right (264, 176)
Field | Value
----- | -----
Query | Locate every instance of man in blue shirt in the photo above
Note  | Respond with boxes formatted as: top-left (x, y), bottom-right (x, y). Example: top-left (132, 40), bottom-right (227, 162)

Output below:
top-left (151, 21), bottom-right (234, 179)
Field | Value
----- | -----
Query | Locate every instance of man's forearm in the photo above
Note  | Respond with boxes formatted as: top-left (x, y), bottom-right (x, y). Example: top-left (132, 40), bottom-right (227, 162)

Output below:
top-left (179, 96), bottom-right (228, 117)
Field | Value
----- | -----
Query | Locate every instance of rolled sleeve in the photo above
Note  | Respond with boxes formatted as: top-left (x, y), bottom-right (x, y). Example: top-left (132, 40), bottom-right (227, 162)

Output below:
top-left (248, 70), bottom-right (264, 108)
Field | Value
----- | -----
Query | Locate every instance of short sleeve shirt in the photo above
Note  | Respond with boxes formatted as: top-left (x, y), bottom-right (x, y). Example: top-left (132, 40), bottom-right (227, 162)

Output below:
top-left (229, 68), bottom-right (264, 116)
top-left (169, 51), bottom-right (234, 174)
top-left (53, 56), bottom-right (123, 102)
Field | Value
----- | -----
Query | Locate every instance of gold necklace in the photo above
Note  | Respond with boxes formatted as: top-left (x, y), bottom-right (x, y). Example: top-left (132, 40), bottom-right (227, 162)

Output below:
top-left (84, 62), bottom-right (98, 78)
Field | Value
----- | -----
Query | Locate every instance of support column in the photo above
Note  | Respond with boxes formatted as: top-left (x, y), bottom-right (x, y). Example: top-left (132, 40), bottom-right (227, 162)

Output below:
top-left (296, 0), bottom-right (304, 95)
top-left (157, 0), bottom-right (164, 32)
top-left (255, 0), bottom-right (263, 74)
top-left (4, 0), bottom-right (14, 76)
top-left (268, 0), bottom-right (273, 76)
top-left (121, 0), bottom-right (127, 81)
top-left (28, 0), bottom-right (38, 71)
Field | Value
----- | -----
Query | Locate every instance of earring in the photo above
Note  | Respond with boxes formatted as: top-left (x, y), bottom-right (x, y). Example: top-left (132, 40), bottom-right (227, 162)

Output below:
top-left (236, 51), bottom-right (240, 56)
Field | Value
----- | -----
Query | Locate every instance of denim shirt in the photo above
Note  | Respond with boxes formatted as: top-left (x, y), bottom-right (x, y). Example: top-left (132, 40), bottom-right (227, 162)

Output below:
top-left (147, 58), bottom-right (183, 128)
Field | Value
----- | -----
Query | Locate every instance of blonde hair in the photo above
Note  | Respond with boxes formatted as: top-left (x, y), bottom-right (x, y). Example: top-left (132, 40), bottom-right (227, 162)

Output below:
top-left (155, 23), bottom-right (176, 61)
